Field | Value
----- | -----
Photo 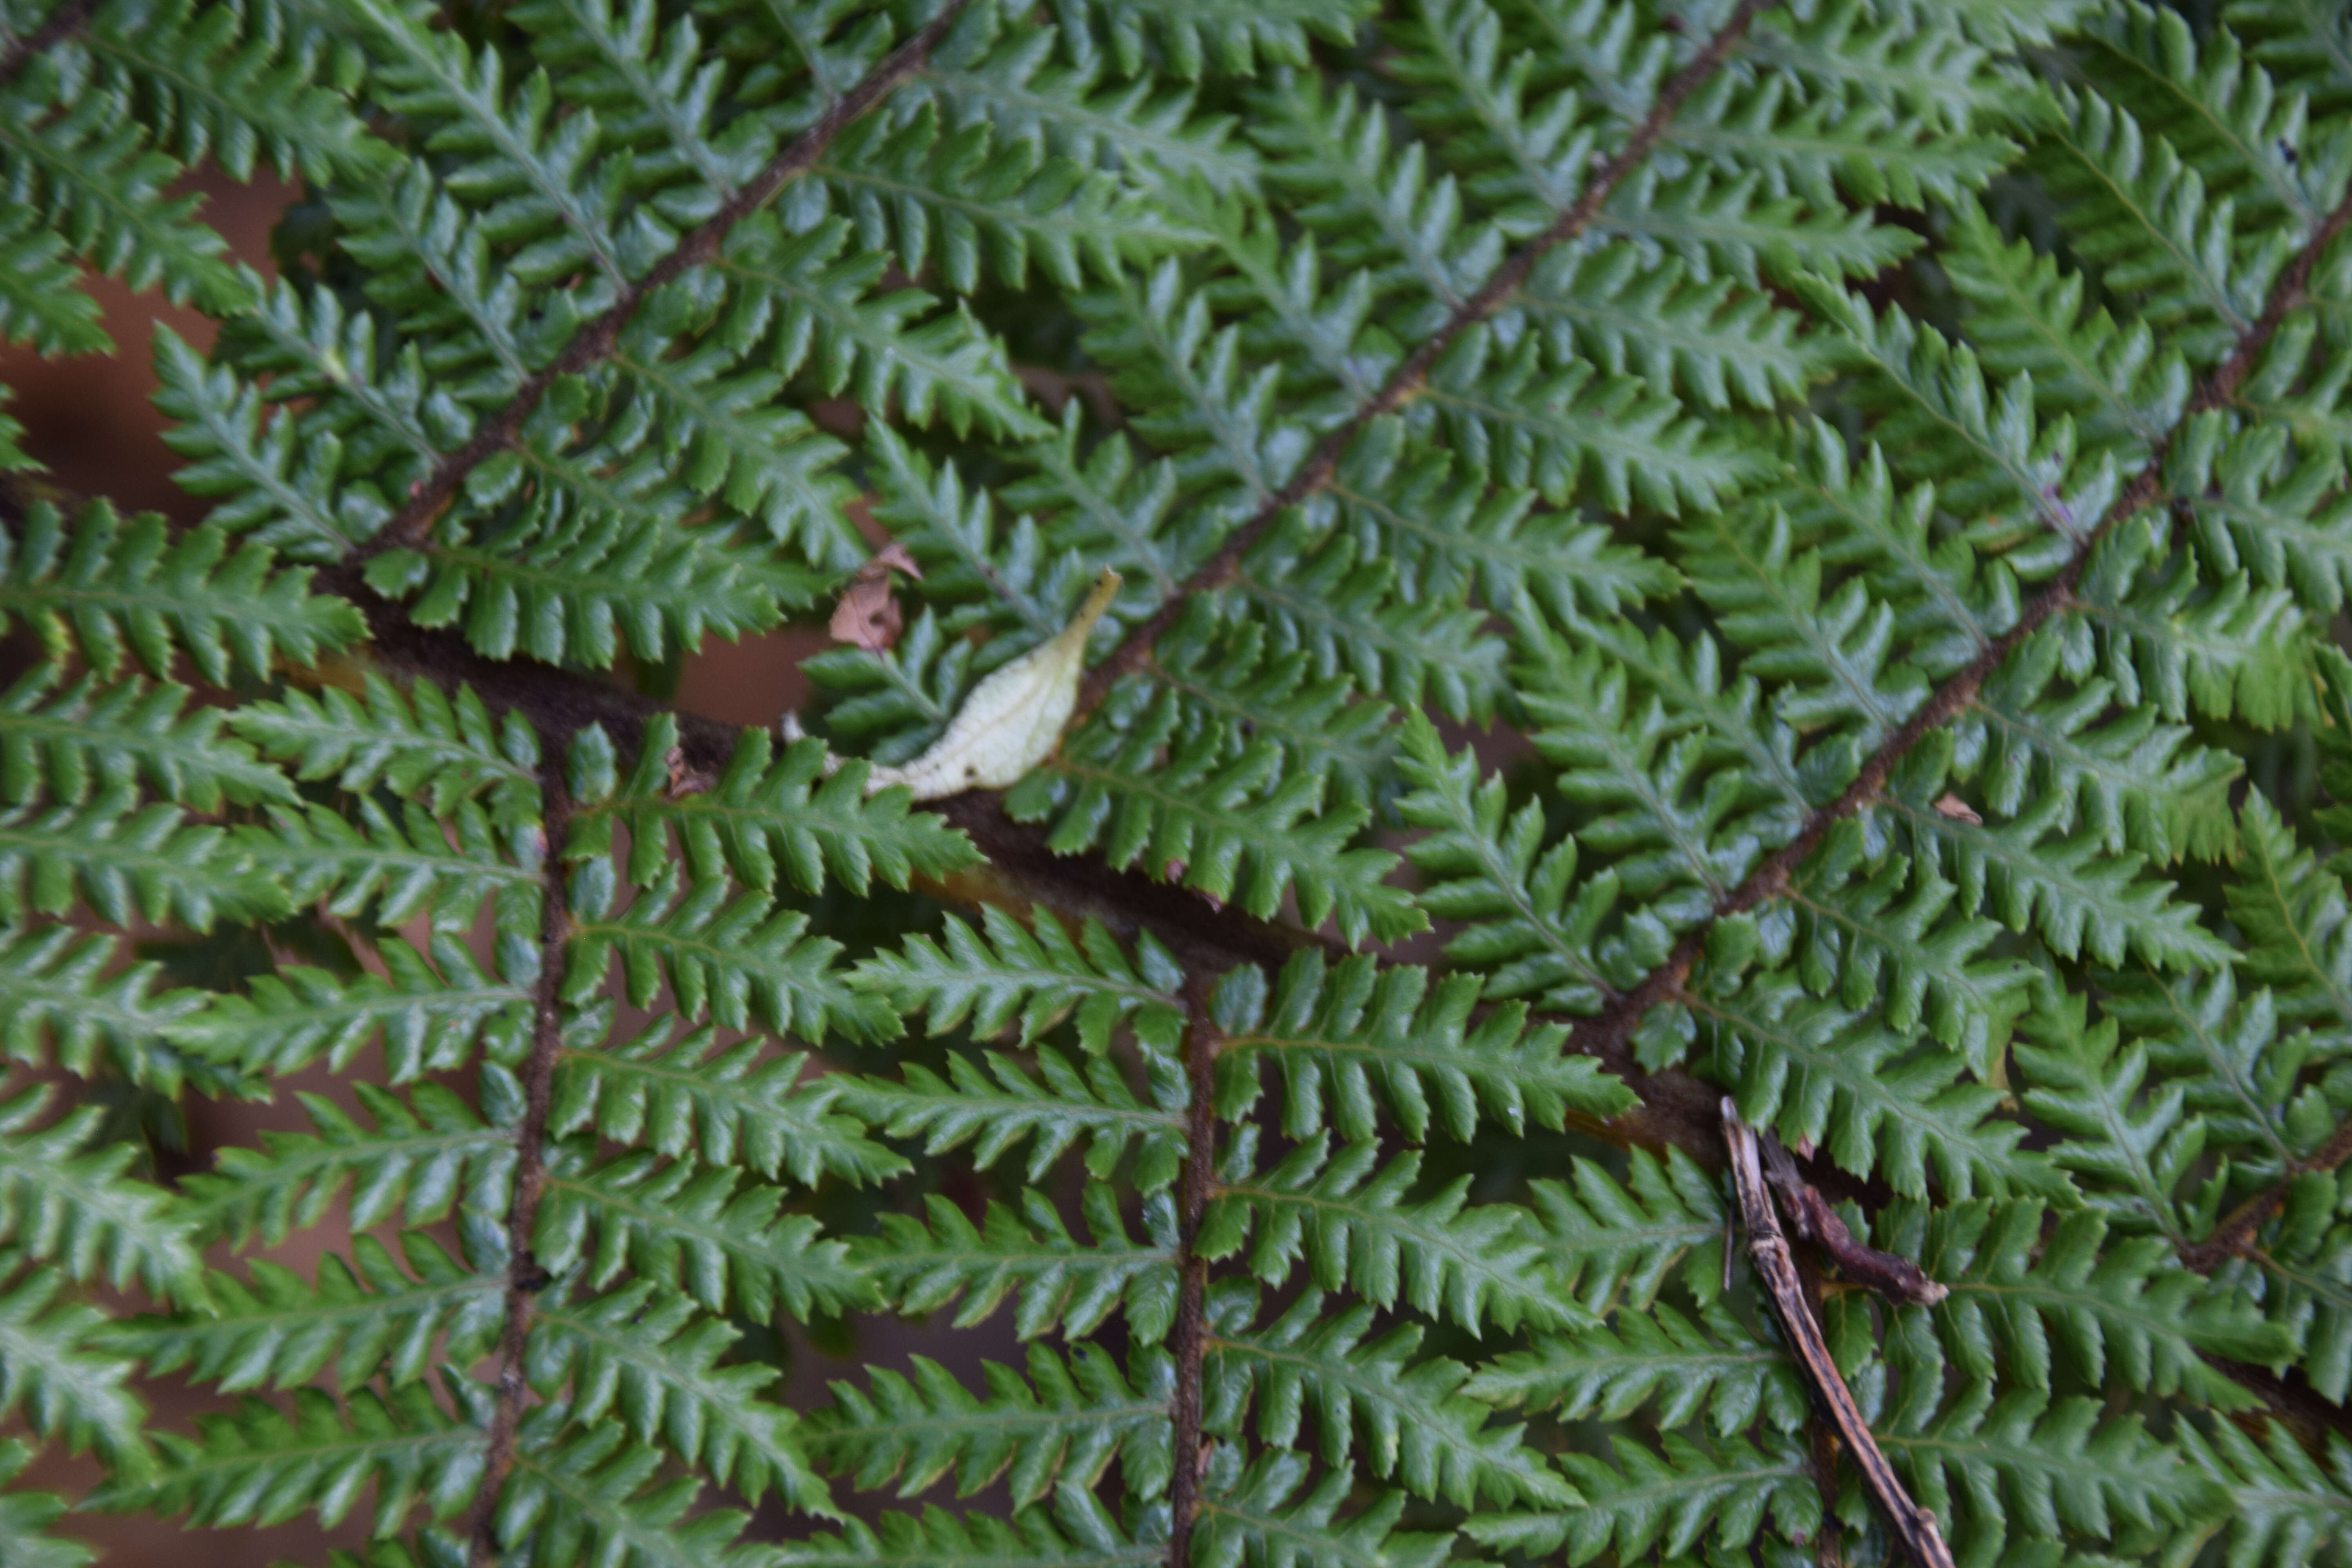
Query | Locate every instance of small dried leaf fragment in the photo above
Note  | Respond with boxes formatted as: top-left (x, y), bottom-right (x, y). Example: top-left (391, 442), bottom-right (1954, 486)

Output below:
top-left (866, 568), bottom-right (1122, 799)
top-left (829, 542), bottom-right (924, 652)
top-left (1932, 792), bottom-right (1982, 825)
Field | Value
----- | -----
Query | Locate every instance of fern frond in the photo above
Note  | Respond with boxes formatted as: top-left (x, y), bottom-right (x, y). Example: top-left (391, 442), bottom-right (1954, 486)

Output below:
top-left (1076, 260), bottom-right (1297, 515)
top-left (0, 1255), bottom-right (149, 1469)
top-left (2227, 788), bottom-right (2352, 1039)
top-left (1518, 637), bottom-right (1766, 916)
top-left (718, 214), bottom-right (1046, 439)
top-left (570, 715), bottom-right (978, 896)
top-left (550, 1012), bottom-right (906, 1185)
top-left (1228, 516), bottom-right (1505, 719)
top-left (2016, 995), bottom-right (2207, 1243)
top-left (807, 101), bottom-right (1194, 294)
top-left (1678, 504), bottom-right (1933, 751)
top-left (111, 1229), bottom-right (504, 1396)
top-left (1252, 69), bottom-right (1497, 324)
top-left (1964, 635), bottom-right (2241, 866)
top-left (367, 505), bottom-right (826, 669)
top-left (2085, 2), bottom-right (2335, 230)
top-left (1596, 165), bottom-right (1919, 283)
top-left (1196, 1452), bottom-right (1457, 1568)
top-left (0, 926), bottom-right (212, 1087)
top-left (1209, 950), bottom-right (1633, 1142)
top-left (772, 1485), bottom-right (1160, 1568)
top-left (854, 905), bottom-right (1185, 1058)
top-left (493, 1417), bottom-right (777, 1568)
top-left (840, 1043), bottom-right (1187, 1190)
top-left (185, 1080), bottom-right (517, 1247)
top-left (1880, 1384), bottom-right (2181, 1552)
top-left (1902, 1199), bottom-right (2294, 1409)
top-left (526, 1276), bottom-right (826, 1507)
top-left (534, 1144), bottom-right (876, 1319)
top-left (1394, 713), bottom-right (1622, 1016)
top-left (2103, 965), bottom-right (2303, 1171)
top-left (0, 797), bottom-right (289, 931)
top-left (1130, 597), bottom-right (1393, 806)
top-left (166, 931), bottom-right (533, 1083)
top-left (1942, 201), bottom-right (2186, 454)
top-left (855, 1185), bottom-right (1179, 1344)
top-left (151, 325), bottom-right (380, 559)
top-left (2232, 1183), bottom-right (2352, 1399)
top-left (2224, 0), bottom-right (2352, 99)
top-left (919, 16), bottom-right (1258, 191)
top-left (1010, 688), bottom-right (1423, 948)
top-left (1797, 278), bottom-right (2085, 534)
top-left (1463, 1430), bottom-right (1817, 1566)
top-left (0, 46), bottom-right (250, 313)
top-left (1508, 244), bottom-right (1824, 412)
top-left (506, 0), bottom-right (761, 198)
top-left (563, 863), bottom-right (899, 1044)
top-left (0, 502), bottom-right (361, 683)
top-left (246, 797), bottom-right (539, 933)
top-left (0, 666), bottom-right (292, 811)
top-left (335, 0), bottom-right (634, 287)
top-left (2032, 86), bottom-right (2274, 360)
top-left (1886, 789), bottom-right (2236, 971)
top-left (1697, 971), bottom-right (2068, 1200)
top-left (2073, 518), bottom-right (2309, 730)
top-left (2186, 425), bottom-right (2352, 617)
top-left (1777, 821), bottom-right (2033, 1077)
top-left (1205, 1283), bottom-right (1573, 1507)
top-left (1052, 0), bottom-right (1371, 82)
top-left (809, 1341), bottom-right (1171, 1505)
top-left (0, 1088), bottom-right (202, 1302)
top-left (1002, 405), bottom-right (1195, 601)
top-left (0, 197), bottom-right (104, 353)
top-left (1527, 1147), bottom-right (1728, 1317)
top-left (85, 0), bottom-right (387, 183)
top-left (1198, 1132), bottom-right (1581, 1334)
top-left (228, 673), bottom-right (541, 823)
top-left (1465, 1298), bottom-right (1804, 1440)
top-left (1330, 423), bottom-right (1679, 619)
top-left (103, 1383), bottom-right (482, 1534)
top-left (2174, 1416), bottom-right (2352, 1568)
top-left (1416, 328), bottom-right (1766, 515)
top-left (0, 1439), bottom-right (88, 1568)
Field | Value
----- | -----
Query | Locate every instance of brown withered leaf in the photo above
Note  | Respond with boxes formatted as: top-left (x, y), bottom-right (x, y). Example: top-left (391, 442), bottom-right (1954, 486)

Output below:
top-left (1931, 792), bottom-right (1982, 825)
top-left (829, 543), bottom-right (924, 652)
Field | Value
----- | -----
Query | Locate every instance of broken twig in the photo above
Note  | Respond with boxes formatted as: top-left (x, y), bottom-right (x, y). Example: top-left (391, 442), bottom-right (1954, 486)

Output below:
top-left (1723, 1099), bottom-right (1956, 1568)
top-left (1757, 1131), bottom-right (1947, 1307)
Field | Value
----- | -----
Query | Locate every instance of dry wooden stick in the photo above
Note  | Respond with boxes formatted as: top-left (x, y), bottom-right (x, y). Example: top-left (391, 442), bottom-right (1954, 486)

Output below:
top-left (1722, 1100), bottom-right (1956, 1568)
top-left (1757, 1132), bottom-right (1947, 1307)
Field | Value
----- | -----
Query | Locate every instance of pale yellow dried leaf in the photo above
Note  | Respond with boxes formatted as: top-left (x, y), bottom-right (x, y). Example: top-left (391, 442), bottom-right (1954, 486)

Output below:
top-left (865, 568), bottom-right (1122, 799)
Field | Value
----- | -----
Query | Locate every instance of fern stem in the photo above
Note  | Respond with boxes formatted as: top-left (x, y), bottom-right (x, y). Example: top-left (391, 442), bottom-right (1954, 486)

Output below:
top-left (1073, 0), bottom-right (1771, 717)
top-left (2184, 1113), bottom-right (2352, 1274)
top-left (1575, 175), bottom-right (2352, 1088)
top-left (361, 0), bottom-right (974, 560)
top-left (0, 0), bottom-right (96, 88)
top-left (1166, 978), bottom-right (1220, 1568)
top-left (465, 766), bottom-right (573, 1568)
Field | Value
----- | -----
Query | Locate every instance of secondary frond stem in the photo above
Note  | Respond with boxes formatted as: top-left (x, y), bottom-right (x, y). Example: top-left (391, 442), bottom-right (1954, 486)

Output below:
top-left (362, 0), bottom-right (972, 558)
top-left (1575, 176), bottom-right (2352, 1077)
top-left (0, 0), bottom-right (96, 87)
top-left (1072, 0), bottom-right (1771, 715)
top-left (2183, 1110), bottom-right (2352, 1273)
top-left (465, 767), bottom-right (574, 1568)
top-left (1166, 978), bottom-right (1220, 1568)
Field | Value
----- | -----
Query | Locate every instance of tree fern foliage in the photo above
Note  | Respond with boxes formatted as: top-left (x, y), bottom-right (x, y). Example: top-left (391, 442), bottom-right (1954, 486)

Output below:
top-left (8, 0), bottom-right (2352, 1564)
